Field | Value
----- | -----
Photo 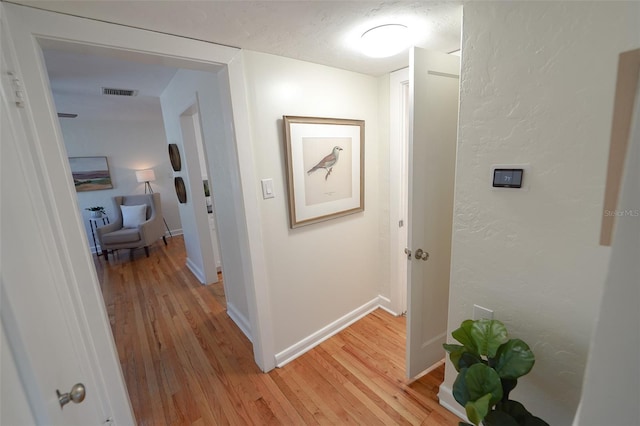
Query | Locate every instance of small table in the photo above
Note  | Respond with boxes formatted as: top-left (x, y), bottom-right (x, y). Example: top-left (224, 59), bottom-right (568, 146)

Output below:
top-left (89, 216), bottom-right (110, 256)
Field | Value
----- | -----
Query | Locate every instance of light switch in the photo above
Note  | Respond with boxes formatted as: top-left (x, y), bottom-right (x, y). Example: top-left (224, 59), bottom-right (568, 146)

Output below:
top-left (261, 178), bottom-right (275, 199)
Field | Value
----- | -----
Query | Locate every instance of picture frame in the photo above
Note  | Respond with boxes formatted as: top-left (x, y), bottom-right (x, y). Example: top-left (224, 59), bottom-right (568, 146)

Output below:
top-left (68, 156), bottom-right (113, 192)
top-left (283, 116), bottom-right (364, 228)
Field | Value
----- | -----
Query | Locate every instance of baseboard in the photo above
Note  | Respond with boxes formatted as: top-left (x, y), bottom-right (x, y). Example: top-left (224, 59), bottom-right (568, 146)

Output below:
top-left (275, 296), bottom-right (381, 368)
top-left (377, 295), bottom-right (401, 316)
top-left (438, 384), bottom-right (468, 422)
top-left (185, 258), bottom-right (205, 284)
top-left (167, 228), bottom-right (183, 237)
top-left (227, 302), bottom-right (252, 342)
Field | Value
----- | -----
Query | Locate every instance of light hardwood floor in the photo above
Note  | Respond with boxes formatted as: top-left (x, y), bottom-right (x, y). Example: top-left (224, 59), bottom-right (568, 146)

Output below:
top-left (95, 236), bottom-right (460, 425)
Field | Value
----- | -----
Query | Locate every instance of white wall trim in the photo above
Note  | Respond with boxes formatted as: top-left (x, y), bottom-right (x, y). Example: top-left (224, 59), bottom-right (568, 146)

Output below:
top-left (185, 257), bottom-right (205, 284)
top-left (377, 295), bottom-right (401, 316)
top-left (275, 296), bottom-right (382, 368)
top-left (389, 67), bottom-right (410, 316)
top-left (438, 384), bottom-right (467, 422)
top-left (226, 302), bottom-right (252, 342)
top-left (167, 228), bottom-right (183, 237)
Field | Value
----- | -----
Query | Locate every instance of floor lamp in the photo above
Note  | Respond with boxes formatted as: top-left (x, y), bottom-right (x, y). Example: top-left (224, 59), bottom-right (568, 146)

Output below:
top-left (136, 169), bottom-right (173, 237)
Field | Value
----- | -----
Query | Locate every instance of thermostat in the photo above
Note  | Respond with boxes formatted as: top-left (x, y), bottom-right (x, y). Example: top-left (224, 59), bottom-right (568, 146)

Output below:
top-left (492, 168), bottom-right (524, 188)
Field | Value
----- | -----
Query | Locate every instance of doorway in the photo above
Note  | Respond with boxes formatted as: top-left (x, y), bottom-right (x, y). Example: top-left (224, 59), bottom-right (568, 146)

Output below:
top-left (2, 6), bottom-right (274, 422)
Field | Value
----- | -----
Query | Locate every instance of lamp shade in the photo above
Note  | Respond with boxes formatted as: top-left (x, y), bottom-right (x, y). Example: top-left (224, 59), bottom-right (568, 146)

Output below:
top-left (136, 169), bottom-right (156, 183)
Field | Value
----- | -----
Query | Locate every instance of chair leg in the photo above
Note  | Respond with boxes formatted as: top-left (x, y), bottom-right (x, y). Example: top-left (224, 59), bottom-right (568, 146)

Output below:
top-left (130, 249), bottom-right (134, 261)
top-left (144, 246), bottom-right (150, 257)
top-left (102, 250), bottom-right (108, 260)
top-left (163, 235), bottom-right (167, 246)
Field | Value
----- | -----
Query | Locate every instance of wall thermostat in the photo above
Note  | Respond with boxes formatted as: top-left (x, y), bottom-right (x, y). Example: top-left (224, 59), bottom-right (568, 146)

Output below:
top-left (493, 168), bottom-right (524, 188)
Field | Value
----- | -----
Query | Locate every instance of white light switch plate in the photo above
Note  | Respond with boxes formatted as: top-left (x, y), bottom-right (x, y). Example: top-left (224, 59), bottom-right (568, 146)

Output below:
top-left (473, 304), bottom-right (494, 320)
top-left (261, 178), bottom-right (275, 199)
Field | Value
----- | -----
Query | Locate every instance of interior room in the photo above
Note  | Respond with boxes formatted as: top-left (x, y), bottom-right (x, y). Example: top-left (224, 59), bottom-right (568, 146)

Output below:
top-left (2, 1), bottom-right (639, 426)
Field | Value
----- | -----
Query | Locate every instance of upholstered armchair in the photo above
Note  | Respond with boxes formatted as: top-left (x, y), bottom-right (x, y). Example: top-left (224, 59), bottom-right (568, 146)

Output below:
top-left (96, 193), bottom-right (167, 261)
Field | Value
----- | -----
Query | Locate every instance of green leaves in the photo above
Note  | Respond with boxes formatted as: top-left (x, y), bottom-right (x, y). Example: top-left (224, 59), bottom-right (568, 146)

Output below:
top-left (470, 319), bottom-right (509, 358)
top-left (452, 319), bottom-right (479, 355)
top-left (494, 339), bottom-right (535, 380)
top-left (453, 364), bottom-right (503, 407)
top-left (448, 319), bottom-right (509, 359)
top-left (444, 319), bottom-right (547, 426)
top-left (465, 393), bottom-right (492, 426)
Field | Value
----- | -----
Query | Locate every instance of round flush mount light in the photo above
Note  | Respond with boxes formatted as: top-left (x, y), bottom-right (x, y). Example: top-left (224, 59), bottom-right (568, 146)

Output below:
top-left (360, 24), bottom-right (410, 58)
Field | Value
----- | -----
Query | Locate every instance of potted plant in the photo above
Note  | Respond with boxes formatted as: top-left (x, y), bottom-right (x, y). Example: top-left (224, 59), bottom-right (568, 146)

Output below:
top-left (85, 206), bottom-right (106, 218)
top-left (443, 319), bottom-right (549, 426)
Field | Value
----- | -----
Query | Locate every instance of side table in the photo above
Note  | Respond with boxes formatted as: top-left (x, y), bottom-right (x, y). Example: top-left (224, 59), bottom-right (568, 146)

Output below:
top-left (88, 216), bottom-right (110, 256)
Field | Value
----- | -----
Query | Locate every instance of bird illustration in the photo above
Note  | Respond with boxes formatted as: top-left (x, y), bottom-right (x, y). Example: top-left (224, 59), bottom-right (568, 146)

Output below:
top-left (307, 146), bottom-right (343, 180)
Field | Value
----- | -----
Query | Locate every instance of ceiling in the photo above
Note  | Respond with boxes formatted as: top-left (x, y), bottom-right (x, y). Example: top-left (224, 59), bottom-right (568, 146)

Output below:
top-left (23, 1), bottom-right (462, 120)
top-left (15, 1), bottom-right (462, 76)
top-left (43, 49), bottom-right (179, 121)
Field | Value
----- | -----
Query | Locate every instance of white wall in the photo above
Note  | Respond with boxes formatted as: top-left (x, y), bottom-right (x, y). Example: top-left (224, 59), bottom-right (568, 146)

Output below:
top-left (160, 67), bottom-right (251, 334)
top-left (60, 117), bottom-right (181, 252)
top-left (442, 2), bottom-right (640, 424)
top-left (242, 51), bottom-right (383, 354)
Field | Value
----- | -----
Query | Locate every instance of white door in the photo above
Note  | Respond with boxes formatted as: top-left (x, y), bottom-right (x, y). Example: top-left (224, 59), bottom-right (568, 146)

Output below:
top-left (406, 47), bottom-right (460, 378)
top-left (0, 47), bottom-right (121, 426)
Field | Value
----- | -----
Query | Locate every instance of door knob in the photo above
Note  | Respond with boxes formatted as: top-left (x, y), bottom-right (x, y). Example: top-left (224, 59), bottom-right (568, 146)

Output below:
top-left (414, 248), bottom-right (429, 261)
top-left (57, 383), bottom-right (86, 409)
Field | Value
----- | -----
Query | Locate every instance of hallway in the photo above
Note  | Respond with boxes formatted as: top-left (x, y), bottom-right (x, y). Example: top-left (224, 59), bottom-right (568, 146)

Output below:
top-left (95, 236), bottom-right (459, 425)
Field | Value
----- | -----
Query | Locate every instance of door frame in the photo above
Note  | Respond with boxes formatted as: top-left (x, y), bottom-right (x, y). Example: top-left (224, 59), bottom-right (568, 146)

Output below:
top-left (3, 0), bottom-right (275, 413)
top-left (389, 67), bottom-right (410, 316)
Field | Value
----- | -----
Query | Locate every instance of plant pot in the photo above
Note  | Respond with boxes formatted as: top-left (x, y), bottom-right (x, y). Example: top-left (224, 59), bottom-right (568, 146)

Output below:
top-left (90, 211), bottom-right (103, 218)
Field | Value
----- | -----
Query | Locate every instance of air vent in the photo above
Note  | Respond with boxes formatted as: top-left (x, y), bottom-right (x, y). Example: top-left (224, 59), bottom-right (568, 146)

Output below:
top-left (101, 87), bottom-right (138, 97)
top-left (57, 113), bottom-right (78, 118)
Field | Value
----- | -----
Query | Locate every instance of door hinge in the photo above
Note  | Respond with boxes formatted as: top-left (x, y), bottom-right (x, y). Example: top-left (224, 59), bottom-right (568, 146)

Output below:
top-left (398, 219), bottom-right (404, 228)
top-left (7, 72), bottom-right (25, 108)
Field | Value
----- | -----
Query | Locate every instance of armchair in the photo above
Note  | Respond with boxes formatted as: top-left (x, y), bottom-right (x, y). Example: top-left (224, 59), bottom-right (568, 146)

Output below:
top-left (96, 193), bottom-right (167, 261)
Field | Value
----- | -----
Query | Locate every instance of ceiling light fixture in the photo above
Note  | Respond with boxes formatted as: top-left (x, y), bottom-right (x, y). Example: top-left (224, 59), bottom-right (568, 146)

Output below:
top-left (360, 24), bottom-right (410, 58)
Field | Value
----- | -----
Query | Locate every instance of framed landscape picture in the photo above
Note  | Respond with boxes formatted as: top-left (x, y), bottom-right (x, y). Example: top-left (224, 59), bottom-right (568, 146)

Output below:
top-left (69, 156), bottom-right (113, 192)
top-left (283, 116), bottom-right (364, 228)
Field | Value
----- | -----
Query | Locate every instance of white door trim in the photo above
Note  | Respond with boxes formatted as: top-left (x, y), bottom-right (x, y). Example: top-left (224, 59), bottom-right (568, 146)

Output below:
top-left (3, 2), bottom-right (275, 419)
top-left (389, 67), bottom-right (410, 316)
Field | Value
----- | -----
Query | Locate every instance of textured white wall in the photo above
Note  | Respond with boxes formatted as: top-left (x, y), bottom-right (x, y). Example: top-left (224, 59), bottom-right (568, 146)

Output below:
top-left (242, 51), bottom-right (383, 352)
top-left (60, 118), bottom-right (181, 251)
top-left (443, 2), bottom-right (640, 423)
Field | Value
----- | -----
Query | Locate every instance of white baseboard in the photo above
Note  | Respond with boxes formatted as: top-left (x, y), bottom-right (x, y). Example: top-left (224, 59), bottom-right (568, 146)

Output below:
top-left (438, 384), bottom-right (468, 422)
top-left (377, 295), bottom-right (401, 316)
top-left (167, 228), bottom-right (183, 237)
top-left (227, 302), bottom-right (252, 342)
top-left (275, 296), bottom-right (381, 368)
top-left (185, 258), bottom-right (205, 284)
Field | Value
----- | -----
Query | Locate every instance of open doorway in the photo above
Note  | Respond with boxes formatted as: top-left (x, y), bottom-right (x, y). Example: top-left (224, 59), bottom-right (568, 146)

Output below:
top-left (40, 41), bottom-right (243, 414)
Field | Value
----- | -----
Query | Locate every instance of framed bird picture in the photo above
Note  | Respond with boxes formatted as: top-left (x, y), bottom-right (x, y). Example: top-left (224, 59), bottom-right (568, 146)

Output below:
top-left (283, 116), bottom-right (364, 228)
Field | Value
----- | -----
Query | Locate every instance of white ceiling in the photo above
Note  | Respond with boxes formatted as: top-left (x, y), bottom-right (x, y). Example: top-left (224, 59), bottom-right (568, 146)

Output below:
top-left (17, 0), bottom-right (462, 76)
top-left (27, 1), bottom-right (462, 120)
top-left (43, 49), bottom-right (179, 120)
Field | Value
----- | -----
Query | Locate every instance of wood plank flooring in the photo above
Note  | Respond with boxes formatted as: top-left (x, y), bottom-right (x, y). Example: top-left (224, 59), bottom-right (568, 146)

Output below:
top-left (95, 236), bottom-right (460, 425)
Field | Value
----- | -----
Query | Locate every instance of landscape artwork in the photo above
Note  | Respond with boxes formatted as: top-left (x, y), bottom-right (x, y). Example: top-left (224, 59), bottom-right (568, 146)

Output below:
top-left (283, 116), bottom-right (364, 228)
top-left (69, 156), bottom-right (113, 192)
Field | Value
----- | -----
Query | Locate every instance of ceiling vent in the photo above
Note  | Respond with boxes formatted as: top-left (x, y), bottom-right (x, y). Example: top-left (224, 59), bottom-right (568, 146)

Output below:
top-left (57, 113), bottom-right (78, 118)
top-left (101, 87), bottom-right (138, 97)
